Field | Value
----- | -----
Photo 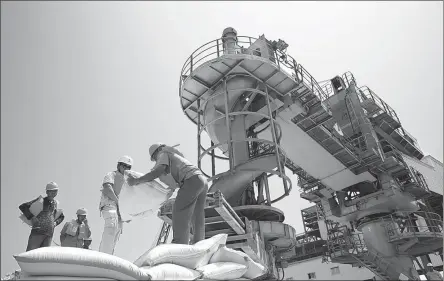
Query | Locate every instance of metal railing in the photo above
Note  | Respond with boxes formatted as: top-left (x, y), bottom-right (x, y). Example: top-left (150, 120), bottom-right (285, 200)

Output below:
top-left (195, 81), bottom-right (293, 204)
top-left (325, 225), bottom-right (420, 280)
top-left (379, 120), bottom-right (422, 157)
top-left (383, 211), bottom-right (443, 241)
top-left (180, 36), bottom-right (298, 89)
top-left (358, 86), bottom-right (400, 124)
top-left (393, 165), bottom-right (430, 195)
top-left (342, 71), bottom-right (357, 88)
top-left (295, 64), bottom-right (331, 107)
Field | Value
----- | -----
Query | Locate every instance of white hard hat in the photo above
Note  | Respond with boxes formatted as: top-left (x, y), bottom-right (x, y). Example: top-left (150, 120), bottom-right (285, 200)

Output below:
top-left (149, 143), bottom-right (165, 160)
top-left (427, 263), bottom-right (433, 266)
top-left (118, 155), bottom-right (133, 166)
top-left (46, 181), bottom-right (59, 191)
top-left (76, 208), bottom-right (88, 216)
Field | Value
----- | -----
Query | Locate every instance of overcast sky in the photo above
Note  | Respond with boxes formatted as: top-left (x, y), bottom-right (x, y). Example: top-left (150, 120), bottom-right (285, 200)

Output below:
top-left (1, 1), bottom-right (442, 276)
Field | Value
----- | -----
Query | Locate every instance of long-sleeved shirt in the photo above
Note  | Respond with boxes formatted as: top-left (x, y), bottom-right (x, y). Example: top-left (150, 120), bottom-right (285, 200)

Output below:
top-left (19, 196), bottom-right (64, 236)
top-left (426, 271), bottom-right (443, 281)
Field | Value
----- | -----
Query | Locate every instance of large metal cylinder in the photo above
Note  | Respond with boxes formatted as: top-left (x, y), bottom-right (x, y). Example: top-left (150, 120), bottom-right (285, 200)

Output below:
top-left (360, 219), bottom-right (420, 280)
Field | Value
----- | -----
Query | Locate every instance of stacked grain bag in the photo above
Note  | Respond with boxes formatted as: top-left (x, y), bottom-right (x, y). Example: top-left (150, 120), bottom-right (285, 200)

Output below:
top-left (13, 247), bottom-right (150, 280)
top-left (134, 233), bottom-right (267, 280)
top-left (12, 233), bottom-right (267, 280)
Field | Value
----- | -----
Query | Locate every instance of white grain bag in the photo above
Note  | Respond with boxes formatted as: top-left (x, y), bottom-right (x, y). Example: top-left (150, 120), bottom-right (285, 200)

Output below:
top-left (197, 262), bottom-right (248, 280)
top-left (134, 233), bottom-right (228, 269)
top-left (140, 264), bottom-right (202, 280)
top-left (119, 170), bottom-right (171, 221)
top-left (14, 247), bottom-right (150, 280)
top-left (209, 246), bottom-right (266, 279)
top-left (19, 272), bottom-right (116, 280)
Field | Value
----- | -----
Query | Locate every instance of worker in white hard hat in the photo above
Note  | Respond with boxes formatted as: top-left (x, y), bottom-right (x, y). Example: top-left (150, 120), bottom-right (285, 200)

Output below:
top-left (98, 155), bottom-right (133, 254)
top-left (60, 208), bottom-right (92, 248)
top-left (127, 143), bottom-right (208, 245)
top-left (19, 181), bottom-right (65, 251)
top-left (426, 262), bottom-right (443, 280)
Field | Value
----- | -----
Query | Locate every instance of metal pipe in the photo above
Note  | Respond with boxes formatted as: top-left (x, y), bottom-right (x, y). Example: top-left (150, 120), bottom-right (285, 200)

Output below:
top-left (223, 78), bottom-right (233, 171)
top-left (264, 85), bottom-right (288, 195)
top-left (197, 99), bottom-right (201, 169)
top-left (264, 173), bottom-right (272, 206)
top-left (211, 141), bottom-right (216, 176)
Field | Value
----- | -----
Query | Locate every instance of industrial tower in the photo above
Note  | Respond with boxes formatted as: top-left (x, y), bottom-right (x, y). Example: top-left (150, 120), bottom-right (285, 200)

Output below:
top-left (155, 27), bottom-right (443, 280)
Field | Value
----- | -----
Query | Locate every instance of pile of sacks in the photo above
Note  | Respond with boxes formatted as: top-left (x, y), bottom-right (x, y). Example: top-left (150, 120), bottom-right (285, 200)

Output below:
top-left (134, 233), bottom-right (267, 280)
top-left (12, 234), bottom-right (266, 280)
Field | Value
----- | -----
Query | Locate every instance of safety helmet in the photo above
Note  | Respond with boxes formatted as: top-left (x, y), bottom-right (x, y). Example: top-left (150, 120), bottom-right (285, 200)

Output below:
top-left (76, 208), bottom-right (88, 216)
top-left (45, 181), bottom-right (59, 191)
top-left (149, 143), bottom-right (165, 161)
top-left (118, 155), bottom-right (133, 166)
top-left (427, 263), bottom-right (433, 267)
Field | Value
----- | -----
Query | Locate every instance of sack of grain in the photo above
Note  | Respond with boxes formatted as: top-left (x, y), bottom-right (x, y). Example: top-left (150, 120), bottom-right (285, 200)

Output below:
top-left (140, 264), bottom-right (202, 280)
top-left (14, 247), bottom-right (149, 280)
top-left (197, 262), bottom-right (248, 280)
top-left (209, 246), bottom-right (266, 279)
top-left (134, 234), bottom-right (227, 269)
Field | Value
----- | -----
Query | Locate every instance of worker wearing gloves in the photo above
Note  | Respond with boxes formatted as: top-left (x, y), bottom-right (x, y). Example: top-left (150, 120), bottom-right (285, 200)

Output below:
top-left (127, 143), bottom-right (208, 245)
top-left (99, 156), bottom-right (132, 254)
top-left (83, 237), bottom-right (92, 250)
top-left (426, 263), bottom-right (443, 281)
top-left (60, 208), bottom-right (92, 248)
top-left (19, 182), bottom-right (65, 251)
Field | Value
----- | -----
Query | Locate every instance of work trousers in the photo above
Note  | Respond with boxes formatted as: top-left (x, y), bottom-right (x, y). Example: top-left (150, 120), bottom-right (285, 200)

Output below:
top-left (26, 232), bottom-right (53, 251)
top-left (172, 174), bottom-right (208, 245)
top-left (99, 206), bottom-right (123, 255)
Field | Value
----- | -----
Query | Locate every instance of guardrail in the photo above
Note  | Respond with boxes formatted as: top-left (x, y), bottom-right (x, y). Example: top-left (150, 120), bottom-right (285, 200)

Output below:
top-left (358, 86), bottom-right (401, 124)
top-left (383, 211), bottom-right (443, 241)
top-left (180, 36), bottom-right (298, 88)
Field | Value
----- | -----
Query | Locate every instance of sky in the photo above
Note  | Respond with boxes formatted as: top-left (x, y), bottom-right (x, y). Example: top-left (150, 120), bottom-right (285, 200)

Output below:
top-left (1, 1), bottom-right (443, 276)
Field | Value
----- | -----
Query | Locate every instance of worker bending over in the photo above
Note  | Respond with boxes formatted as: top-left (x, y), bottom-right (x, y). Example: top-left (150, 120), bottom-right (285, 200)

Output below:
top-left (19, 182), bottom-right (65, 251)
top-left (99, 156), bottom-right (132, 254)
top-left (127, 143), bottom-right (208, 245)
top-left (60, 208), bottom-right (91, 248)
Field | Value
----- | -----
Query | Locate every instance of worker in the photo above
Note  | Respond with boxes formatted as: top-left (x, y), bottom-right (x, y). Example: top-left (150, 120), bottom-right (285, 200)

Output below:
top-left (82, 237), bottom-right (92, 250)
top-left (98, 155), bottom-right (133, 254)
top-left (19, 182), bottom-right (65, 251)
top-left (60, 208), bottom-right (91, 248)
top-left (426, 263), bottom-right (443, 281)
top-left (127, 143), bottom-right (208, 245)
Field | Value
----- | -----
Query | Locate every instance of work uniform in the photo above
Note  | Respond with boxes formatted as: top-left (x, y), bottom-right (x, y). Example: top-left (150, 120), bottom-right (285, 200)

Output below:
top-left (99, 171), bottom-right (124, 254)
top-left (60, 219), bottom-right (91, 248)
top-left (155, 150), bottom-right (207, 245)
top-left (19, 197), bottom-right (65, 251)
top-left (426, 270), bottom-right (443, 281)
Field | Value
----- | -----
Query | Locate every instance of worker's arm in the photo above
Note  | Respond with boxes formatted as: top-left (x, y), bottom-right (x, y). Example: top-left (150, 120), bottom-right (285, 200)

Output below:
top-left (128, 165), bottom-right (167, 186)
top-left (102, 183), bottom-right (119, 203)
top-left (84, 220), bottom-right (92, 238)
top-left (60, 222), bottom-right (68, 242)
top-left (55, 212), bottom-right (65, 226)
top-left (19, 197), bottom-right (40, 220)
